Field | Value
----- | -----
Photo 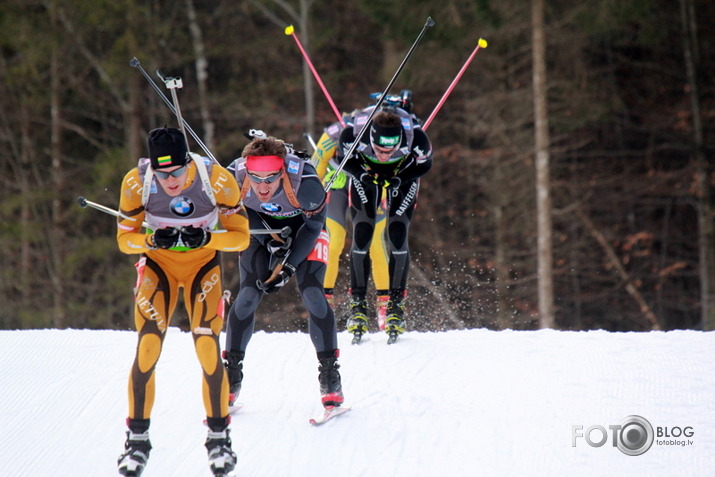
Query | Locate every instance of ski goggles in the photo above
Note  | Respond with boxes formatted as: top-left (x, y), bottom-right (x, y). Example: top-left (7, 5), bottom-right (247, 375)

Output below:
top-left (154, 164), bottom-right (188, 179)
top-left (372, 144), bottom-right (398, 156)
top-left (364, 146), bottom-right (404, 164)
top-left (247, 171), bottom-right (282, 184)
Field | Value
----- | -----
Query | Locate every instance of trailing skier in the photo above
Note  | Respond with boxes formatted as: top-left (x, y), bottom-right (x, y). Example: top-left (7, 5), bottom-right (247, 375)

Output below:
top-left (338, 108), bottom-right (433, 344)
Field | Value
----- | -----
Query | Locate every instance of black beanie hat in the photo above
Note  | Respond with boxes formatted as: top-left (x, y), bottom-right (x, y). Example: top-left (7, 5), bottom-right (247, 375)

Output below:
top-left (148, 128), bottom-right (188, 169)
top-left (369, 123), bottom-right (403, 149)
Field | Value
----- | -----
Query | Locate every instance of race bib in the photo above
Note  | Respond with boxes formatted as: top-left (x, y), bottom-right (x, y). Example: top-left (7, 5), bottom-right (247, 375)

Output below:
top-left (307, 230), bottom-right (330, 264)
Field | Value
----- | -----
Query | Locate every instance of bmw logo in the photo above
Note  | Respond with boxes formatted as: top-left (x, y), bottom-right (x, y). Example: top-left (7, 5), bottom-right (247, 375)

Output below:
top-left (170, 196), bottom-right (195, 217)
top-left (260, 203), bottom-right (282, 213)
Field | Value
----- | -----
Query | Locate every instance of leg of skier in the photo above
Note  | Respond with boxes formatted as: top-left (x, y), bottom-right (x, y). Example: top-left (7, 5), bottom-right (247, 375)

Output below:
top-left (384, 179), bottom-right (420, 343)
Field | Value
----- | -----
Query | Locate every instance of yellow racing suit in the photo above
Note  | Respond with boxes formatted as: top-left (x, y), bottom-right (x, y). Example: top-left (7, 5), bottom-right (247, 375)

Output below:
top-left (116, 157), bottom-right (249, 421)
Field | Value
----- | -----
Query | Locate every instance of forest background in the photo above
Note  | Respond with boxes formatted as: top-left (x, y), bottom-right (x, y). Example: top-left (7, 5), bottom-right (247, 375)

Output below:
top-left (1, 0), bottom-right (713, 333)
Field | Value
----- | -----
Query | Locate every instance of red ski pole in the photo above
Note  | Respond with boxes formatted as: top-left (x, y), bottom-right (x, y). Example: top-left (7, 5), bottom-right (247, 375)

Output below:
top-left (285, 25), bottom-right (345, 127)
top-left (423, 38), bottom-right (488, 131)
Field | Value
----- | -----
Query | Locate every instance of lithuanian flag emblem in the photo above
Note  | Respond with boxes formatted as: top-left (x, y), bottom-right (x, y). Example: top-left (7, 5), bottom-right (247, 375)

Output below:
top-left (157, 155), bottom-right (172, 166)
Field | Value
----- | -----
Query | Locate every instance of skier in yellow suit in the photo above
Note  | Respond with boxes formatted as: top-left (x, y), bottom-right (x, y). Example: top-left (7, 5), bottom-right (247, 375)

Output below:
top-left (115, 127), bottom-right (249, 477)
top-left (312, 109), bottom-right (391, 332)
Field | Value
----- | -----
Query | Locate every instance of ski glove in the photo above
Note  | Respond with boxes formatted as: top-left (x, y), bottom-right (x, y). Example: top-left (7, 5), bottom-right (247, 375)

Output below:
top-left (151, 227), bottom-right (180, 249)
top-left (385, 176), bottom-right (402, 190)
top-left (257, 263), bottom-right (296, 294)
top-left (267, 237), bottom-right (292, 258)
top-left (359, 172), bottom-right (378, 185)
top-left (181, 226), bottom-right (211, 249)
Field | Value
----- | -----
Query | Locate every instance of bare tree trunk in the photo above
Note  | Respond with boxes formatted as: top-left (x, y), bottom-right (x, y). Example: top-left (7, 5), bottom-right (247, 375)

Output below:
top-left (249, 0), bottom-right (316, 135)
top-left (57, 3), bottom-right (139, 168)
top-left (492, 159), bottom-right (511, 329)
top-left (532, 0), bottom-right (554, 328)
top-left (20, 106), bottom-right (32, 308)
top-left (679, 0), bottom-right (712, 330)
top-left (49, 0), bottom-right (66, 328)
top-left (55, 7), bottom-right (129, 111)
top-left (127, 72), bottom-right (143, 164)
top-left (185, 0), bottom-right (215, 152)
top-left (125, 6), bottom-right (142, 163)
top-left (577, 210), bottom-right (660, 330)
top-left (298, 0), bottom-right (315, 137)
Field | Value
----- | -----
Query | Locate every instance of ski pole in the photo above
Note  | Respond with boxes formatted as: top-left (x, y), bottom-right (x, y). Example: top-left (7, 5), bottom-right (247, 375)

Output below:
top-left (304, 132), bottom-right (317, 152)
top-left (323, 16), bottom-right (436, 193)
top-left (77, 196), bottom-right (289, 236)
top-left (129, 57), bottom-right (218, 163)
top-left (260, 250), bottom-right (292, 288)
top-left (285, 25), bottom-right (345, 127)
top-left (156, 70), bottom-right (191, 151)
top-left (77, 196), bottom-right (150, 228)
top-left (422, 38), bottom-right (488, 131)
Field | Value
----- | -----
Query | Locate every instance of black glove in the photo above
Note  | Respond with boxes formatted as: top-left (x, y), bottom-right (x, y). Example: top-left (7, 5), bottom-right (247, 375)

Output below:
top-left (359, 172), bottom-right (377, 184)
top-left (256, 263), bottom-right (296, 294)
top-left (181, 226), bottom-right (211, 249)
top-left (385, 176), bottom-right (402, 189)
top-left (151, 228), bottom-right (180, 249)
top-left (267, 237), bottom-right (292, 257)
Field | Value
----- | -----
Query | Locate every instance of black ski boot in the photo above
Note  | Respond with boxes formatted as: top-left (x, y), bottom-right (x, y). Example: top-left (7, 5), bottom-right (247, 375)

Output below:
top-left (223, 350), bottom-right (244, 409)
top-left (385, 291), bottom-right (407, 344)
top-left (118, 419), bottom-right (152, 477)
top-left (317, 350), bottom-right (344, 408)
top-left (205, 417), bottom-right (237, 476)
top-left (346, 295), bottom-right (368, 344)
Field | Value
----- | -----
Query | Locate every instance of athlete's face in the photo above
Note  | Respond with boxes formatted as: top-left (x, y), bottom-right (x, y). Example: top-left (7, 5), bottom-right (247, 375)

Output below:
top-left (372, 144), bottom-right (398, 163)
top-left (247, 169), bottom-right (282, 202)
top-left (154, 164), bottom-right (189, 197)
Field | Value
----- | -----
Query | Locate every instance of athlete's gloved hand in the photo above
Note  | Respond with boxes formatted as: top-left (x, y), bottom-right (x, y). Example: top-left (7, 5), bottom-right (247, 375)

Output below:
top-left (359, 172), bottom-right (377, 184)
top-left (151, 227), bottom-right (180, 249)
top-left (385, 176), bottom-right (402, 190)
top-left (181, 226), bottom-right (211, 249)
top-left (267, 237), bottom-right (292, 258)
top-left (257, 263), bottom-right (296, 294)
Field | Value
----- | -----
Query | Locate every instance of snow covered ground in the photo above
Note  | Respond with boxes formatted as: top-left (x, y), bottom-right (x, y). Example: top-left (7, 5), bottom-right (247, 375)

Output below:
top-left (1, 327), bottom-right (713, 476)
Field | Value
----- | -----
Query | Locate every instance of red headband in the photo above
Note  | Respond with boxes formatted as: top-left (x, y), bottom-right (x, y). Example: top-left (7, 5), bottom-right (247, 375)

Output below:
top-left (245, 155), bottom-right (284, 172)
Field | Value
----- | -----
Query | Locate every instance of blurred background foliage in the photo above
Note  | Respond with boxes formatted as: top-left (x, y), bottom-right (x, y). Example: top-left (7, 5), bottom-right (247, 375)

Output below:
top-left (0, 0), bottom-right (713, 332)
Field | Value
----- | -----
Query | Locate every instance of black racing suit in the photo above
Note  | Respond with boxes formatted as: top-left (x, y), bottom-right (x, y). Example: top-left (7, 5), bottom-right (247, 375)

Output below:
top-left (338, 127), bottom-right (433, 300)
top-left (225, 162), bottom-right (338, 354)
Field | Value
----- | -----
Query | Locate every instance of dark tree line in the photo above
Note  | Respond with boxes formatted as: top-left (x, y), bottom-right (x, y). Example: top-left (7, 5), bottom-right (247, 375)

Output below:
top-left (0, 0), bottom-right (713, 332)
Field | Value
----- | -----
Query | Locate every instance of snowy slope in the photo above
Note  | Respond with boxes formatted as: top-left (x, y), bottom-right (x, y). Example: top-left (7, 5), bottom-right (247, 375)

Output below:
top-left (1, 328), bottom-right (713, 477)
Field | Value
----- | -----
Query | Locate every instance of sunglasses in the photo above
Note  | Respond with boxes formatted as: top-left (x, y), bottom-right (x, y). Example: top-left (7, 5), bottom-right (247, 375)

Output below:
top-left (248, 172), bottom-right (282, 184)
top-left (365, 146), bottom-right (402, 163)
top-left (154, 165), bottom-right (188, 179)
top-left (372, 145), bottom-right (397, 155)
